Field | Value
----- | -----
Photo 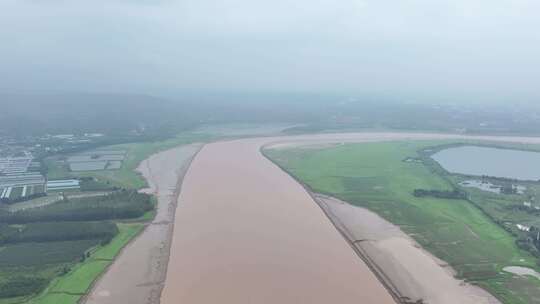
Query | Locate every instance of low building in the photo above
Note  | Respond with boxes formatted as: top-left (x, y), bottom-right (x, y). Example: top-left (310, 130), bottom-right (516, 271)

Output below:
top-left (0, 156), bottom-right (33, 174)
top-left (0, 173), bottom-right (46, 202)
top-left (46, 179), bottom-right (81, 191)
top-left (0, 173), bottom-right (46, 188)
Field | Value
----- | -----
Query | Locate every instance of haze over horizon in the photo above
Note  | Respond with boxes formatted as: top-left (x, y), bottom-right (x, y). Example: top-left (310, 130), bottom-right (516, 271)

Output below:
top-left (3, 2), bottom-right (540, 304)
top-left (1, 0), bottom-right (539, 104)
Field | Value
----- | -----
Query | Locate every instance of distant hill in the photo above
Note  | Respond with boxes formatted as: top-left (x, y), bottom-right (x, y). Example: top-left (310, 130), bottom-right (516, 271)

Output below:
top-left (0, 93), bottom-right (198, 136)
top-left (0, 92), bottom-right (330, 137)
top-left (2, 92), bottom-right (540, 137)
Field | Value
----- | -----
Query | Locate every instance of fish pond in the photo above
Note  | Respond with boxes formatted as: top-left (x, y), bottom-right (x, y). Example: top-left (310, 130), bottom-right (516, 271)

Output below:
top-left (431, 146), bottom-right (540, 181)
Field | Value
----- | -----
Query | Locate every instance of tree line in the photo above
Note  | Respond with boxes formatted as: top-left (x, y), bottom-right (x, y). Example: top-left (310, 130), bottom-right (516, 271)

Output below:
top-left (0, 190), bottom-right (152, 224)
top-left (413, 189), bottom-right (466, 200)
top-left (0, 222), bottom-right (118, 245)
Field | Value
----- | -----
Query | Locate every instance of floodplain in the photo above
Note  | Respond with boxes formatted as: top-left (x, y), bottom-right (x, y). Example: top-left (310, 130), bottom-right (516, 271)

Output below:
top-left (266, 140), bottom-right (540, 304)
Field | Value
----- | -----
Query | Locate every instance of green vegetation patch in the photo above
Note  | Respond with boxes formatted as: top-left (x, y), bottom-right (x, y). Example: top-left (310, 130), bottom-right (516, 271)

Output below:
top-left (0, 240), bottom-right (98, 267)
top-left (266, 141), bottom-right (540, 304)
top-left (45, 223), bottom-right (143, 296)
top-left (28, 293), bottom-right (80, 304)
top-left (50, 260), bottom-right (109, 295)
top-left (0, 222), bottom-right (118, 244)
top-left (0, 277), bottom-right (49, 299)
top-left (91, 223), bottom-right (143, 260)
top-left (1, 190), bottom-right (152, 223)
top-left (79, 178), bottom-right (116, 192)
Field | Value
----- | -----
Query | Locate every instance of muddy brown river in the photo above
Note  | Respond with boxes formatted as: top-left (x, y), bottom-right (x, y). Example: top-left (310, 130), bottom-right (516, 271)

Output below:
top-left (160, 138), bottom-right (396, 304)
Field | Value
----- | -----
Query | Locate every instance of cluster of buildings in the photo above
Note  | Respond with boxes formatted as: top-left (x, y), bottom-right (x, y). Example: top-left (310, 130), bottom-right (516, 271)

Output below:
top-left (0, 133), bottom-right (116, 204)
top-left (0, 154), bottom-right (47, 203)
top-left (0, 173), bottom-right (46, 201)
top-left (0, 154), bottom-right (83, 203)
top-left (0, 153), bottom-right (35, 174)
top-left (47, 179), bottom-right (80, 191)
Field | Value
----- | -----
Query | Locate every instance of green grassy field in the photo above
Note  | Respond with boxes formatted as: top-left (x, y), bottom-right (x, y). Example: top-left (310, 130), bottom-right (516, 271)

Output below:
top-left (266, 141), bottom-right (540, 304)
top-left (90, 223), bottom-right (143, 260)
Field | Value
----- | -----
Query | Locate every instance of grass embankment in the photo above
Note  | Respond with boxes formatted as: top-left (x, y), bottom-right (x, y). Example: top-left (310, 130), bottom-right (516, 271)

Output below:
top-left (266, 141), bottom-right (540, 304)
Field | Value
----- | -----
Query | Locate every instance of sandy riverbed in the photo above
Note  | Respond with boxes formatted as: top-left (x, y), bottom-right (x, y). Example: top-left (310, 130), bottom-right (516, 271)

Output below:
top-left (83, 143), bottom-right (202, 304)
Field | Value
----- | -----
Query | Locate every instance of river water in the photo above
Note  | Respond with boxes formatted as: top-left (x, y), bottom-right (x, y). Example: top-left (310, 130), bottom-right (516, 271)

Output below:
top-left (160, 138), bottom-right (395, 304)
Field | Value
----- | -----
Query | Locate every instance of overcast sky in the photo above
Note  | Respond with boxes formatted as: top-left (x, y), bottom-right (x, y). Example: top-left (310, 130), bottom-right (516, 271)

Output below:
top-left (1, 0), bottom-right (539, 102)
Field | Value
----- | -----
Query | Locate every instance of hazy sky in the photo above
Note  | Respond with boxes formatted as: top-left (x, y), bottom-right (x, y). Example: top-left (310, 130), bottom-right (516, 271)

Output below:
top-left (1, 0), bottom-right (539, 102)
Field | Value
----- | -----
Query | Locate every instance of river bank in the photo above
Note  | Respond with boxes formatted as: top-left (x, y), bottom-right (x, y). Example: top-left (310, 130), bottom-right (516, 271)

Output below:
top-left (83, 143), bottom-right (202, 304)
top-left (313, 194), bottom-right (501, 304)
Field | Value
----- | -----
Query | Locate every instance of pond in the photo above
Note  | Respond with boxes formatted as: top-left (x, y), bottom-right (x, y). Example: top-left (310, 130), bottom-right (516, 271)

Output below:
top-left (431, 146), bottom-right (540, 181)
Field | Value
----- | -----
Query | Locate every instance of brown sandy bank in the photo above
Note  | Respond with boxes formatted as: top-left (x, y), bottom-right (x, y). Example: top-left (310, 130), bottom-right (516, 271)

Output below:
top-left (314, 194), bottom-right (501, 304)
top-left (83, 143), bottom-right (202, 304)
